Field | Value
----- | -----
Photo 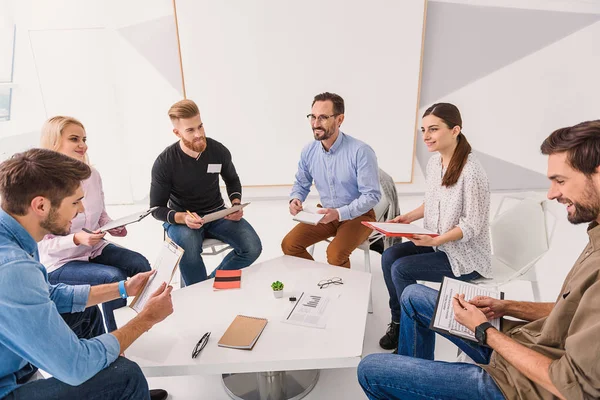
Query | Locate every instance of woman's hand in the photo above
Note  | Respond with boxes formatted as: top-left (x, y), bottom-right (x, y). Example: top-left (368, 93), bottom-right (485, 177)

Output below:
top-left (388, 214), bottom-right (410, 223)
top-left (107, 226), bottom-right (127, 237)
top-left (74, 230), bottom-right (106, 246)
top-left (408, 234), bottom-right (439, 247)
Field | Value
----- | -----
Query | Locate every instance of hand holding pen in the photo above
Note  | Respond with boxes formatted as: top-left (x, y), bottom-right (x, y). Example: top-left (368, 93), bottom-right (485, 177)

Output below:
top-left (185, 210), bottom-right (205, 230)
top-left (75, 228), bottom-right (106, 246)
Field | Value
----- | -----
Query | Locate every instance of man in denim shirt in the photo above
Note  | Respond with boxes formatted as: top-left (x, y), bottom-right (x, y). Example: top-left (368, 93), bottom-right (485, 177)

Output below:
top-left (0, 149), bottom-right (172, 400)
top-left (282, 92), bottom-right (381, 269)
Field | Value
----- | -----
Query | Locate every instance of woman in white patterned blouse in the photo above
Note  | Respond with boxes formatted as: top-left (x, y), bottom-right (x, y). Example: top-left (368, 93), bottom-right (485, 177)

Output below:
top-left (379, 103), bottom-right (492, 351)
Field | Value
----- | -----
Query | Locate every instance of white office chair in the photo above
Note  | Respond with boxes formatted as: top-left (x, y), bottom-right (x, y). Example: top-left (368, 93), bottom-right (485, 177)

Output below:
top-left (474, 195), bottom-right (557, 301)
top-left (307, 184), bottom-right (394, 313)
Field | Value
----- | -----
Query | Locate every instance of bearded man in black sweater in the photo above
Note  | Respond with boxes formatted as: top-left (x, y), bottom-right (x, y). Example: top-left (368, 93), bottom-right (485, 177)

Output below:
top-left (150, 100), bottom-right (262, 286)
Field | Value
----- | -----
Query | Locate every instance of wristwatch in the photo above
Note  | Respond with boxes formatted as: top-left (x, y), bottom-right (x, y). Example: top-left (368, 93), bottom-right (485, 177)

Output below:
top-left (475, 322), bottom-right (495, 346)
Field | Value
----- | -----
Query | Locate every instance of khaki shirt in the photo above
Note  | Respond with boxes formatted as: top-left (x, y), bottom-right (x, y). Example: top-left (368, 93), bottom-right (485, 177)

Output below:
top-left (481, 222), bottom-right (600, 399)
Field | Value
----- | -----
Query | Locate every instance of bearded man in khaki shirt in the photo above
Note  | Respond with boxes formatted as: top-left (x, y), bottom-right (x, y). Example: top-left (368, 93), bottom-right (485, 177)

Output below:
top-left (358, 120), bottom-right (600, 400)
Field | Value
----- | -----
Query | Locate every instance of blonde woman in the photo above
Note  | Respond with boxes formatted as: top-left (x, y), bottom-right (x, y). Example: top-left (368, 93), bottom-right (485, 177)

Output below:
top-left (38, 116), bottom-right (151, 332)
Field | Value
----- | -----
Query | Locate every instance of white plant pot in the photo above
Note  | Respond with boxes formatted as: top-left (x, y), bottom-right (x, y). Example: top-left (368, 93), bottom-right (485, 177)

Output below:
top-left (273, 290), bottom-right (283, 298)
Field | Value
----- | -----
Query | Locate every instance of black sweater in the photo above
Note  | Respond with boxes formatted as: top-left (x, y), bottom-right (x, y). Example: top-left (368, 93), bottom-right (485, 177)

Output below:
top-left (150, 139), bottom-right (242, 223)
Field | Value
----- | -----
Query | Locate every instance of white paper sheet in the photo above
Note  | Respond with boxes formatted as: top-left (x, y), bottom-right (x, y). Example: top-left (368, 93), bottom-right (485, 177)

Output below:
top-left (282, 292), bottom-right (331, 329)
top-left (432, 277), bottom-right (502, 341)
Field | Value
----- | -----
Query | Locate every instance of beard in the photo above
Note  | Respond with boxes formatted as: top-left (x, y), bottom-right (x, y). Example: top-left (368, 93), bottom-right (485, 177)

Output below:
top-left (313, 126), bottom-right (335, 141)
top-left (182, 136), bottom-right (206, 153)
top-left (561, 180), bottom-right (600, 224)
top-left (40, 207), bottom-right (71, 236)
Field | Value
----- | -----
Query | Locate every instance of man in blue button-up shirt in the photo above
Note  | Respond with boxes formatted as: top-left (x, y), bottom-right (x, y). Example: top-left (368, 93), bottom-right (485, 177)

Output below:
top-left (282, 92), bottom-right (381, 268)
top-left (0, 149), bottom-right (173, 400)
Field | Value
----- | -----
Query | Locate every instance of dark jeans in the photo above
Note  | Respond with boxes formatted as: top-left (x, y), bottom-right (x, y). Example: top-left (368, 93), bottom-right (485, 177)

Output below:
top-left (357, 284), bottom-right (504, 400)
top-left (381, 241), bottom-right (481, 322)
top-left (5, 307), bottom-right (149, 400)
top-left (164, 216), bottom-right (262, 286)
top-left (48, 244), bottom-right (151, 332)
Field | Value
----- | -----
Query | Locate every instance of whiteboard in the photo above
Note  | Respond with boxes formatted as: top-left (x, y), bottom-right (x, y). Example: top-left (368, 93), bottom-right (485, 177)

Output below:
top-left (175, 0), bottom-right (425, 185)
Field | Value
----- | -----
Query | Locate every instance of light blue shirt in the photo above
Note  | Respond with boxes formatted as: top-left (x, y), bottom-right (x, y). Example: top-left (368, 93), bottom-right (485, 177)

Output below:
top-left (0, 209), bottom-right (120, 398)
top-left (290, 132), bottom-right (381, 221)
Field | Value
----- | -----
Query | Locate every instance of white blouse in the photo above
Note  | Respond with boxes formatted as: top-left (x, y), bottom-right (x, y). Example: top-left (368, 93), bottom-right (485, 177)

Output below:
top-left (423, 153), bottom-right (492, 278)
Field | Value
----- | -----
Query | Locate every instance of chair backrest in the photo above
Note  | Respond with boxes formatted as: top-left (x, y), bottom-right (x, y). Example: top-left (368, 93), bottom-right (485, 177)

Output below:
top-left (373, 193), bottom-right (391, 222)
top-left (490, 197), bottom-right (549, 272)
top-left (373, 168), bottom-right (395, 222)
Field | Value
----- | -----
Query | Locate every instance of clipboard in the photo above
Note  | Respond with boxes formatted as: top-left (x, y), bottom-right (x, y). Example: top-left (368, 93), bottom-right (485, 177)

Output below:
top-left (130, 238), bottom-right (184, 313)
top-left (429, 277), bottom-right (503, 345)
top-left (99, 206), bottom-right (158, 232)
top-left (201, 203), bottom-right (250, 223)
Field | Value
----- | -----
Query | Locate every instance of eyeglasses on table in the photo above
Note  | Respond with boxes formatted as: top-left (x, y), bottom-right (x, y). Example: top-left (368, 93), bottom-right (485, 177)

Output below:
top-left (318, 277), bottom-right (343, 289)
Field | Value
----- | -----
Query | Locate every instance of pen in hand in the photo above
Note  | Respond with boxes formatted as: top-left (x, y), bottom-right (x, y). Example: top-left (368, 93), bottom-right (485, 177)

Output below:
top-left (185, 210), bottom-right (199, 221)
top-left (82, 227), bottom-right (106, 241)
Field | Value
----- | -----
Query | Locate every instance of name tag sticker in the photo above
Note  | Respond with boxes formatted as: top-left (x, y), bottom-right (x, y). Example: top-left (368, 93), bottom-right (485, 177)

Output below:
top-left (207, 164), bottom-right (222, 173)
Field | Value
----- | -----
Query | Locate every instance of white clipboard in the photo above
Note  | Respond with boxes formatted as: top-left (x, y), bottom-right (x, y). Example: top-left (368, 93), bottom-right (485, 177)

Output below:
top-left (130, 238), bottom-right (184, 313)
top-left (201, 203), bottom-right (250, 223)
top-left (99, 206), bottom-right (158, 232)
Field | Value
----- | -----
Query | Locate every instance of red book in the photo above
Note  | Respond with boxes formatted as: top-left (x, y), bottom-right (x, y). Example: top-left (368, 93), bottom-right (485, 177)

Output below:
top-left (213, 269), bottom-right (242, 290)
top-left (361, 221), bottom-right (439, 238)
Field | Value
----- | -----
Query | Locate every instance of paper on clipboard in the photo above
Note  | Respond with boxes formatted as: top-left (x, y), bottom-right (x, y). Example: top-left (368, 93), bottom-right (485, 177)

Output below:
top-left (130, 239), bottom-right (184, 313)
top-left (430, 277), bottom-right (503, 343)
top-left (201, 203), bottom-right (250, 223)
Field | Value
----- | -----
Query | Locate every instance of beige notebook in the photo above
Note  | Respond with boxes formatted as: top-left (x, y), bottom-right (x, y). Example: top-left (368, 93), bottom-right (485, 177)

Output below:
top-left (218, 315), bottom-right (268, 350)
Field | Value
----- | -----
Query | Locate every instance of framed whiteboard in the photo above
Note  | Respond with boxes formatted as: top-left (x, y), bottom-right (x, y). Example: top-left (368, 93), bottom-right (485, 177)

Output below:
top-left (175, 0), bottom-right (426, 185)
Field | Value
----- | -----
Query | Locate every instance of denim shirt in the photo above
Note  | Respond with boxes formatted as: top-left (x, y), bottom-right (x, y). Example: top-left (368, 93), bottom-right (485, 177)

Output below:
top-left (290, 132), bottom-right (381, 221)
top-left (0, 209), bottom-right (120, 398)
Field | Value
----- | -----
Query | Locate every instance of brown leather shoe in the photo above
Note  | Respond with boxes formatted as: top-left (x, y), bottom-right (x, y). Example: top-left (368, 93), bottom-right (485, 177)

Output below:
top-left (150, 389), bottom-right (168, 400)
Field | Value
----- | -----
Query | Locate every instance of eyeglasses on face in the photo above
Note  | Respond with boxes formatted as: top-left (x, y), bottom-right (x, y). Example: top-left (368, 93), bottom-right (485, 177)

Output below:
top-left (318, 277), bottom-right (343, 289)
top-left (192, 331), bottom-right (211, 358)
top-left (306, 114), bottom-right (340, 123)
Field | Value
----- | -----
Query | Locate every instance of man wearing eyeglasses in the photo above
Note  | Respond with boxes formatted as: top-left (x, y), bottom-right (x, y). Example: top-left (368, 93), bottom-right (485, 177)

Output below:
top-left (282, 92), bottom-right (381, 269)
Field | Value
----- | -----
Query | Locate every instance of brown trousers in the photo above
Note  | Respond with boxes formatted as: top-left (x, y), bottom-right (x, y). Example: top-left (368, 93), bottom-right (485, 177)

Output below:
top-left (281, 209), bottom-right (376, 269)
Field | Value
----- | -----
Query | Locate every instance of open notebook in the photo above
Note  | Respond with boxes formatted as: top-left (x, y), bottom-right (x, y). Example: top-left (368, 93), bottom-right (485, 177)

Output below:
top-left (218, 315), bottom-right (268, 350)
top-left (292, 205), bottom-right (324, 225)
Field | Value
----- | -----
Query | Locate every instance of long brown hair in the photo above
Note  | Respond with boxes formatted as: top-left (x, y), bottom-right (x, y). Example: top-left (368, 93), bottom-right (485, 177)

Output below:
top-left (423, 103), bottom-right (472, 187)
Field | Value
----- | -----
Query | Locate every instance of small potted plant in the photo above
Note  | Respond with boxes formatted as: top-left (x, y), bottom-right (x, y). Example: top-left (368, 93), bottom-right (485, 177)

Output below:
top-left (271, 281), bottom-right (284, 298)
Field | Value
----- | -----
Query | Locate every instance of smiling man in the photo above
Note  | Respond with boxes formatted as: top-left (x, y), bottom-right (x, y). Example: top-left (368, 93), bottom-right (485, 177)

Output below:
top-left (357, 120), bottom-right (600, 400)
top-left (282, 92), bottom-right (381, 269)
top-left (150, 99), bottom-right (262, 286)
top-left (0, 149), bottom-right (173, 400)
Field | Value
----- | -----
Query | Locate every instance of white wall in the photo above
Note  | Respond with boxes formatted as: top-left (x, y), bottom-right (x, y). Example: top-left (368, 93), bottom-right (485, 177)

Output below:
top-left (0, 0), bottom-right (183, 204)
top-left (175, 0), bottom-right (426, 186)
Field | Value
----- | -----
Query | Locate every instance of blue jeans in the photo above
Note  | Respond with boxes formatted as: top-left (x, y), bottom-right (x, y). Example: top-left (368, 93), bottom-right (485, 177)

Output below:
top-left (164, 217), bottom-right (262, 286)
top-left (5, 306), bottom-right (149, 400)
top-left (357, 285), bottom-right (505, 400)
top-left (382, 242), bottom-right (481, 322)
top-left (48, 244), bottom-right (151, 332)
